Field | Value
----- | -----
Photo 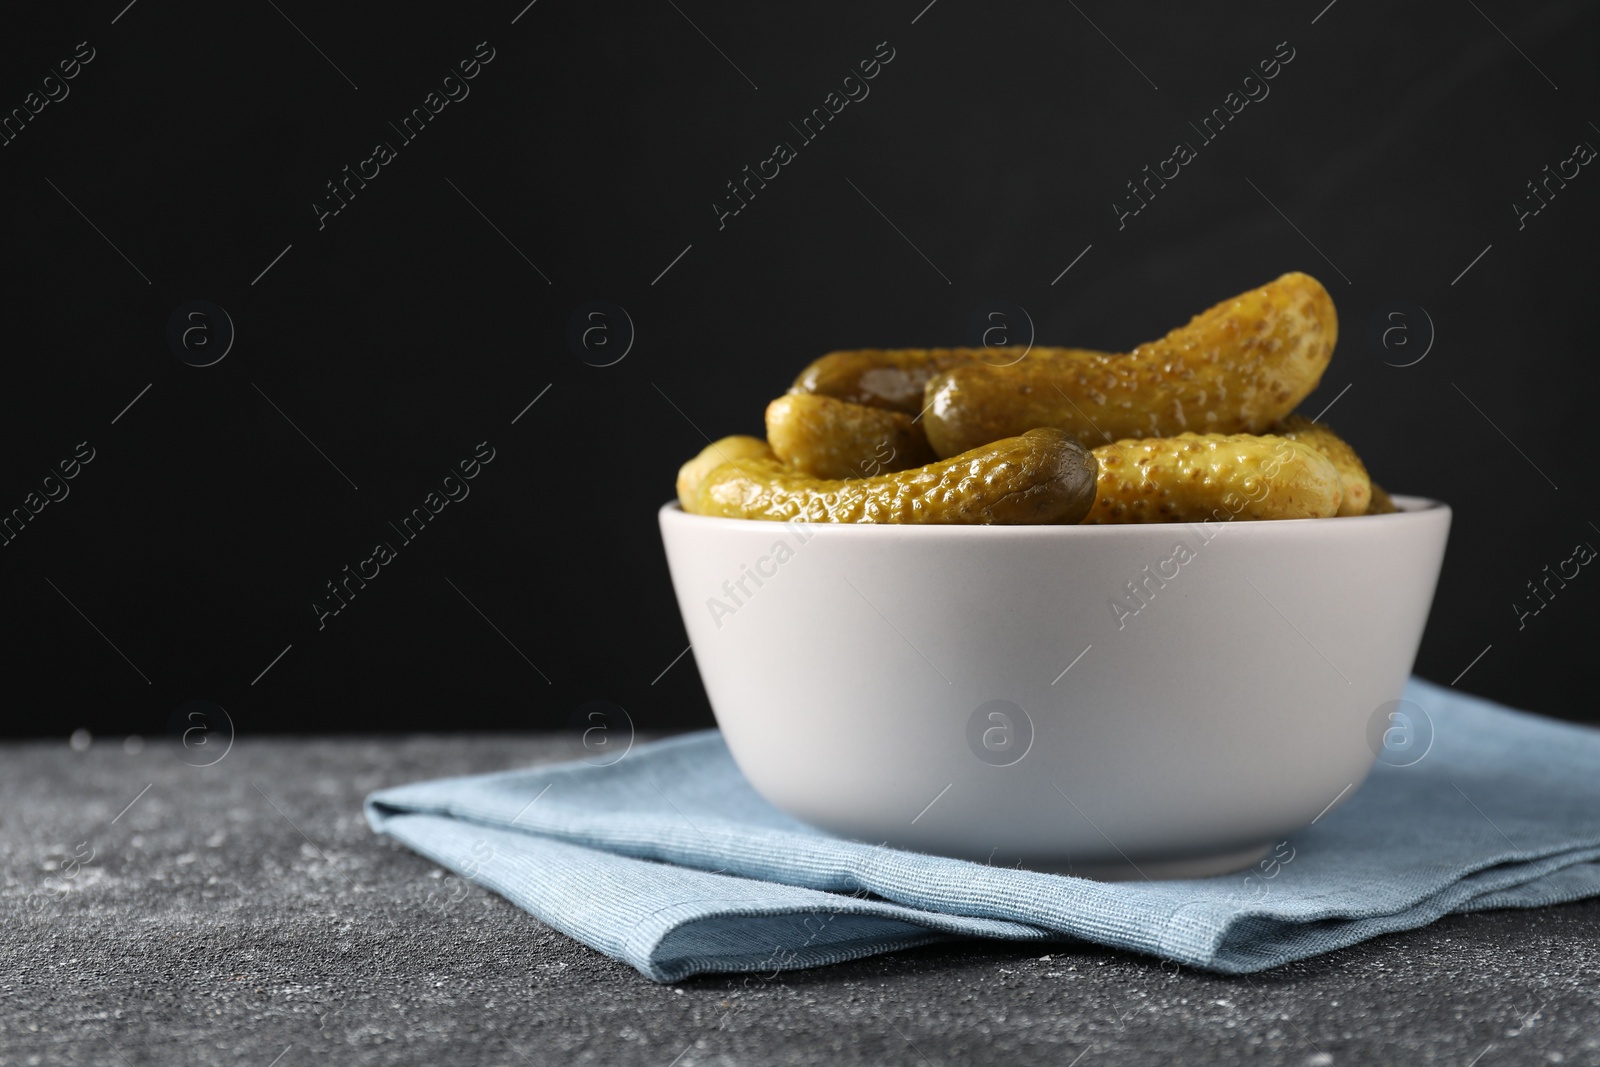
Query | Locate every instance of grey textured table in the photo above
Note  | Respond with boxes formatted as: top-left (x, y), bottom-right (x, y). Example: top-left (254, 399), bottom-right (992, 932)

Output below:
top-left (3, 735), bottom-right (1597, 1067)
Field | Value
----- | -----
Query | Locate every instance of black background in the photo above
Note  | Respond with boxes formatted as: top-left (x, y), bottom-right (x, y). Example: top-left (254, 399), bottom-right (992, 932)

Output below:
top-left (1, 0), bottom-right (1595, 739)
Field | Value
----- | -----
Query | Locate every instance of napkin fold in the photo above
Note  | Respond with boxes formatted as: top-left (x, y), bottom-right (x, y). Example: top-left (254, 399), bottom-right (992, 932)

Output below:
top-left (366, 678), bottom-right (1600, 982)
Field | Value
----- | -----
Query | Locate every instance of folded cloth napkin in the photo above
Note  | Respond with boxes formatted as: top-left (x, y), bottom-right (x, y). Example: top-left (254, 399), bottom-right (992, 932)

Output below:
top-left (365, 678), bottom-right (1600, 982)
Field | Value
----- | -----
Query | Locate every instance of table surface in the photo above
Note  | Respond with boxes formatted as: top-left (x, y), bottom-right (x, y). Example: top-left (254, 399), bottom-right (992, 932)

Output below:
top-left (3, 734), bottom-right (1597, 1067)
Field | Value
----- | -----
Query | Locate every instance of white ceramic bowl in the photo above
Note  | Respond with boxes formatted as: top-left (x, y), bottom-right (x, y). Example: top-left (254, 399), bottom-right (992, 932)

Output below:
top-left (659, 498), bottom-right (1450, 878)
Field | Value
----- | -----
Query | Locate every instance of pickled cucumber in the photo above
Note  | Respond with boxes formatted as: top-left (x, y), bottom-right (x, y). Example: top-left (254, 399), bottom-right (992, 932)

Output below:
top-left (688, 428), bottom-right (1098, 525)
top-left (1084, 432), bottom-right (1343, 524)
top-left (676, 435), bottom-right (774, 512)
top-left (765, 393), bottom-right (935, 479)
top-left (1271, 415), bottom-right (1372, 517)
top-left (924, 273), bottom-right (1337, 457)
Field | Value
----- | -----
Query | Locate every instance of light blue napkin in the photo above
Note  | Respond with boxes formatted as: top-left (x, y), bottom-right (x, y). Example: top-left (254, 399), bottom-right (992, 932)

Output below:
top-left (365, 678), bottom-right (1600, 982)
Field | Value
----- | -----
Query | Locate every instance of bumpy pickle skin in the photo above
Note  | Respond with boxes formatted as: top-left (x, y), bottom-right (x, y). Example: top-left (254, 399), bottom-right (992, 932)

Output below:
top-left (923, 272), bottom-right (1338, 457)
top-left (1084, 433), bottom-right (1343, 524)
top-left (765, 393), bottom-right (936, 479)
top-left (789, 348), bottom-right (1008, 414)
top-left (676, 435), bottom-right (774, 511)
top-left (1270, 415), bottom-right (1372, 517)
top-left (691, 428), bottom-right (1098, 525)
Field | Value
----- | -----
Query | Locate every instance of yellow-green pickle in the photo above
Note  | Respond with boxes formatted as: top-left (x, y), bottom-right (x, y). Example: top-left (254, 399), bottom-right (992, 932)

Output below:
top-left (1086, 433), bottom-right (1343, 524)
top-left (922, 272), bottom-right (1336, 456)
top-left (685, 428), bottom-right (1097, 525)
top-left (765, 393), bottom-right (935, 480)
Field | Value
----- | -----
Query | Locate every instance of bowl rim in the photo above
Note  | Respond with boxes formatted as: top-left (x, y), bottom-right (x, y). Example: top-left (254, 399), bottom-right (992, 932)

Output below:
top-left (660, 495), bottom-right (1448, 536)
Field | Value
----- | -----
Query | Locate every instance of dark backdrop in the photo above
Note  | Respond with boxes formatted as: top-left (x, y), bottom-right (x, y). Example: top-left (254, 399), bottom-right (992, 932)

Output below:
top-left (1, 0), bottom-right (1596, 740)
